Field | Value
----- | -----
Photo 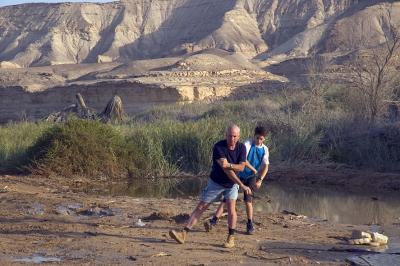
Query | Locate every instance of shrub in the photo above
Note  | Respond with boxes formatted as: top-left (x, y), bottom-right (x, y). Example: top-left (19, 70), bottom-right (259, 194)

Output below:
top-left (26, 119), bottom-right (128, 178)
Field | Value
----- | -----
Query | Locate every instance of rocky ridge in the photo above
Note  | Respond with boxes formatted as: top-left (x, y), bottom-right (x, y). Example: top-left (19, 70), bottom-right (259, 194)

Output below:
top-left (0, 0), bottom-right (398, 67)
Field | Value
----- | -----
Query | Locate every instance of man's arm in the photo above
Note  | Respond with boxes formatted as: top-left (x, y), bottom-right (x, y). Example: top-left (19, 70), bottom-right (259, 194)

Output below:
top-left (217, 159), bottom-right (251, 195)
top-left (219, 158), bottom-right (245, 172)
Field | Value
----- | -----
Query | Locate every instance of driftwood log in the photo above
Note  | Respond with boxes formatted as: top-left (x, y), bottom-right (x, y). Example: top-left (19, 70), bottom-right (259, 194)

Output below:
top-left (45, 93), bottom-right (124, 123)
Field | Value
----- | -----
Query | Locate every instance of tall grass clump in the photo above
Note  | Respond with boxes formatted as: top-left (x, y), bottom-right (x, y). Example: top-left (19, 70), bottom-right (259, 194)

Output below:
top-left (323, 121), bottom-right (400, 172)
top-left (122, 118), bottom-right (254, 175)
top-left (0, 121), bottom-right (52, 173)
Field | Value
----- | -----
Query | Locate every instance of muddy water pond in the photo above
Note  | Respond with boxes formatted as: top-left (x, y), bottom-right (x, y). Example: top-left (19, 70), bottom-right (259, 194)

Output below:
top-left (107, 177), bottom-right (400, 226)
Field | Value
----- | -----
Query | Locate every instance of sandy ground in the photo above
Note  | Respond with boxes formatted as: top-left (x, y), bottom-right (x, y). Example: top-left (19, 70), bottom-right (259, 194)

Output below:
top-left (1, 173), bottom-right (398, 266)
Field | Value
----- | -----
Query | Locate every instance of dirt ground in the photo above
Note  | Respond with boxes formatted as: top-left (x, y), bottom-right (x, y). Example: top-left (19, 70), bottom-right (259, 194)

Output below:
top-left (1, 173), bottom-right (398, 266)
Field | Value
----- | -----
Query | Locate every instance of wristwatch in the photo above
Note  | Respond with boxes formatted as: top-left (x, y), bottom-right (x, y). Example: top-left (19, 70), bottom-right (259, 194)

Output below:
top-left (229, 163), bottom-right (233, 169)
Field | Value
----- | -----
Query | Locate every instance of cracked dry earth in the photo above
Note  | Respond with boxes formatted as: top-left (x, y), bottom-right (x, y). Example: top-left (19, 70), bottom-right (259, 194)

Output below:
top-left (0, 175), bottom-right (385, 265)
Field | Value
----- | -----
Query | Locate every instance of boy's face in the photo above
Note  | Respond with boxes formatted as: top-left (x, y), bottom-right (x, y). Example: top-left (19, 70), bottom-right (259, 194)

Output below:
top-left (254, 134), bottom-right (266, 146)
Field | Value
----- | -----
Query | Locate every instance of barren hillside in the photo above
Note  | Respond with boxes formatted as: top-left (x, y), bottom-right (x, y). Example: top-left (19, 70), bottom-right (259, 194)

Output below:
top-left (0, 0), bottom-right (399, 67)
top-left (0, 0), bottom-right (399, 122)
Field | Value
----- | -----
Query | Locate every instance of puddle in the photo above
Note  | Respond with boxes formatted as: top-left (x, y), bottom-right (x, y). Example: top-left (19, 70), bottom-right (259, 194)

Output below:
top-left (55, 203), bottom-right (121, 217)
top-left (13, 255), bottom-right (61, 263)
top-left (107, 177), bottom-right (400, 225)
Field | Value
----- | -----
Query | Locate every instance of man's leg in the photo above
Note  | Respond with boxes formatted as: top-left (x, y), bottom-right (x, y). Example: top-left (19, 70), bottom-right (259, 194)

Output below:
top-left (224, 199), bottom-right (237, 248)
top-left (186, 201), bottom-right (210, 229)
top-left (169, 201), bottom-right (210, 244)
top-left (226, 199), bottom-right (237, 231)
top-left (170, 178), bottom-right (222, 244)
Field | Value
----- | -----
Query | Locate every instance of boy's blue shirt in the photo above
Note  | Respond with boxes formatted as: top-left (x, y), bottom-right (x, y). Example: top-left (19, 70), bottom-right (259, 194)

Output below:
top-left (239, 142), bottom-right (266, 181)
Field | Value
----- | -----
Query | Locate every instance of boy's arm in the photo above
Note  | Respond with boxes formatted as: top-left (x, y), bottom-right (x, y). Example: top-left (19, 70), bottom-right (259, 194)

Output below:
top-left (258, 163), bottom-right (269, 181)
top-left (245, 160), bottom-right (258, 175)
top-left (255, 163), bottom-right (269, 189)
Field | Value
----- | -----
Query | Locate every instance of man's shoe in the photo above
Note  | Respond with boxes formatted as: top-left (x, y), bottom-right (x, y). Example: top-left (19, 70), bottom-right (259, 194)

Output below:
top-left (246, 221), bottom-right (255, 235)
top-left (223, 235), bottom-right (235, 248)
top-left (169, 230), bottom-right (186, 244)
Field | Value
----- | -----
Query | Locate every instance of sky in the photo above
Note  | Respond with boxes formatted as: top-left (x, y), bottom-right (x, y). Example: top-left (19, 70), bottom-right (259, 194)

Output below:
top-left (0, 0), bottom-right (115, 6)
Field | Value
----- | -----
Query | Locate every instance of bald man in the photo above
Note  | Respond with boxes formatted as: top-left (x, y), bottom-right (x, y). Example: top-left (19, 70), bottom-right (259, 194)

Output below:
top-left (169, 124), bottom-right (252, 248)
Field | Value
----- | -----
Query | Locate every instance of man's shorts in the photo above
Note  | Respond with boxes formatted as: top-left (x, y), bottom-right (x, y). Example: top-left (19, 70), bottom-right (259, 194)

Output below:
top-left (200, 178), bottom-right (239, 203)
top-left (242, 176), bottom-right (257, 203)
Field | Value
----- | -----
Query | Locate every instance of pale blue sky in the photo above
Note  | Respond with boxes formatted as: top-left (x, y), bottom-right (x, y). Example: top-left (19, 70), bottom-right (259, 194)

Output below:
top-left (0, 0), bottom-right (115, 6)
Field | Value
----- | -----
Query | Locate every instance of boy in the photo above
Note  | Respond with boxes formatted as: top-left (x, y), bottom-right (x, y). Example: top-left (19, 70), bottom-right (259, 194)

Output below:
top-left (204, 126), bottom-right (269, 235)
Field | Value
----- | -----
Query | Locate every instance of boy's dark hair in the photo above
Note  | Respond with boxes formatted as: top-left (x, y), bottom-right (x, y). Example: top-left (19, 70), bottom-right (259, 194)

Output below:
top-left (254, 126), bottom-right (267, 137)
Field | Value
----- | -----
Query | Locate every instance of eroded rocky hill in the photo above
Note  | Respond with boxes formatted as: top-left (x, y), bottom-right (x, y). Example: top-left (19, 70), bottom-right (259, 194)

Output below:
top-left (0, 0), bottom-right (399, 122)
top-left (1, 0), bottom-right (398, 67)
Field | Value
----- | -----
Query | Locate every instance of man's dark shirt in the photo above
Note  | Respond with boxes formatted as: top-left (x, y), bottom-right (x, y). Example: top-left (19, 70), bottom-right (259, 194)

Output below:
top-left (210, 140), bottom-right (246, 188)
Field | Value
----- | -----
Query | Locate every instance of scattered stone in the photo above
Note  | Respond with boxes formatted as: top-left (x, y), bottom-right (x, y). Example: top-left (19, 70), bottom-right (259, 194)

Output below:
top-left (77, 207), bottom-right (116, 217)
top-left (127, 256), bottom-right (137, 261)
top-left (26, 202), bottom-right (45, 216)
top-left (152, 252), bottom-right (171, 257)
top-left (348, 231), bottom-right (388, 246)
top-left (13, 256), bottom-right (61, 263)
top-left (136, 219), bottom-right (146, 227)
top-left (55, 205), bottom-right (74, 216)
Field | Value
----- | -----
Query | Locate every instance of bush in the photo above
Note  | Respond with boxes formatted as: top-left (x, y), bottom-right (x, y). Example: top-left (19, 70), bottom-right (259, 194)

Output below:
top-left (26, 119), bottom-right (129, 178)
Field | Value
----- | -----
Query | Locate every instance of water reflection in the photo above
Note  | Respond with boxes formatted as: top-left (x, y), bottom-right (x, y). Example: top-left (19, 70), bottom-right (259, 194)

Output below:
top-left (256, 183), bottom-right (400, 225)
top-left (108, 177), bottom-right (400, 225)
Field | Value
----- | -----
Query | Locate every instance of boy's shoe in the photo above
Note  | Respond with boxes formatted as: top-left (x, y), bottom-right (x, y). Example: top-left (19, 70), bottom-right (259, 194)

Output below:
top-left (223, 235), bottom-right (235, 248)
top-left (203, 220), bottom-right (213, 232)
top-left (246, 221), bottom-right (255, 235)
top-left (169, 230), bottom-right (187, 244)
top-left (204, 218), bottom-right (217, 232)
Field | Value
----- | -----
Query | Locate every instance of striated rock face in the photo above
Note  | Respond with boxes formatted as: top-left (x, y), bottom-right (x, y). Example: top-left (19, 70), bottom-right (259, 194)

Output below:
top-left (1, 0), bottom-right (399, 122)
top-left (1, 0), bottom-right (398, 67)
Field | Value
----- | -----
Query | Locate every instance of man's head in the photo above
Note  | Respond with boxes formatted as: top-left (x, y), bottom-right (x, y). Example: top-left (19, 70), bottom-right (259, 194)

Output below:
top-left (254, 126), bottom-right (267, 146)
top-left (225, 124), bottom-right (240, 147)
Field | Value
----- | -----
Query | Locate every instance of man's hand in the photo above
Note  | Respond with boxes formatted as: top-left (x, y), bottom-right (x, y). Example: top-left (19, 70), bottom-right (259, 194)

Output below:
top-left (252, 169), bottom-right (258, 175)
top-left (241, 184), bottom-right (252, 195)
top-left (255, 179), bottom-right (262, 189)
top-left (218, 158), bottom-right (230, 169)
